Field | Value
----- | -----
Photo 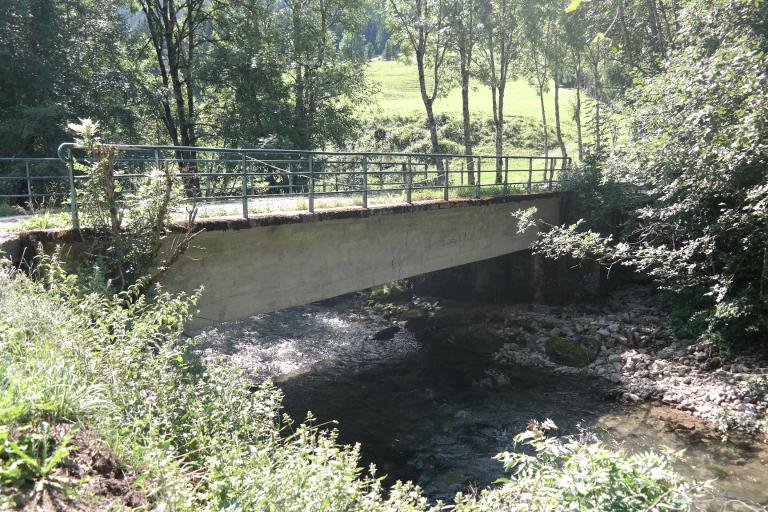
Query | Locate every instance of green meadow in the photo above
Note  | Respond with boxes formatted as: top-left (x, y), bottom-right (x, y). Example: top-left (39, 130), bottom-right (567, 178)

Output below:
top-left (367, 59), bottom-right (577, 120)
top-left (361, 59), bottom-right (579, 157)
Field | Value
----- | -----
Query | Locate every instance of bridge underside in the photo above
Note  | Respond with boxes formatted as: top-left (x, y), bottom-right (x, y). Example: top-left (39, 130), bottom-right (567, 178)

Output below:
top-left (160, 194), bottom-right (562, 328)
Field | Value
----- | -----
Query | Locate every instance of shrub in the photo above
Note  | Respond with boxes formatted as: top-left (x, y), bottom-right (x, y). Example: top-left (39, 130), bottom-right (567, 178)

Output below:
top-left (453, 420), bottom-right (701, 512)
top-left (0, 255), bottom-right (433, 510)
top-left (534, 0), bottom-right (768, 347)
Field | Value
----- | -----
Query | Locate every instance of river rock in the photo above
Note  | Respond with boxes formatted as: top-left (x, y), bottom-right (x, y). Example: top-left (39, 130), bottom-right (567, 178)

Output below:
top-left (371, 325), bottom-right (401, 341)
top-left (544, 336), bottom-right (600, 368)
top-left (455, 327), bottom-right (507, 354)
top-left (402, 308), bottom-right (430, 333)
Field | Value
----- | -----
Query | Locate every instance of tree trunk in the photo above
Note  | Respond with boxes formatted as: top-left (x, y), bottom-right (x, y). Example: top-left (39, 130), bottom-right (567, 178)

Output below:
top-left (645, 0), bottom-right (666, 57)
top-left (592, 48), bottom-right (602, 154)
top-left (574, 64), bottom-right (584, 161)
top-left (538, 84), bottom-right (549, 178)
top-left (761, 245), bottom-right (768, 304)
top-left (294, 66), bottom-right (308, 148)
top-left (416, 49), bottom-right (443, 172)
top-left (495, 83), bottom-right (505, 183)
top-left (292, 7), bottom-right (309, 149)
top-left (553, 72), bottom-right (567, 163)
top-left (459, 52), bottom-right (474, 185)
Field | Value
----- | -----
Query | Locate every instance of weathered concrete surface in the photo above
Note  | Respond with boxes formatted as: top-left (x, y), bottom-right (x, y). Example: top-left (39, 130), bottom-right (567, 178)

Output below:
top-left (160, 194), bottom-right (562, 327)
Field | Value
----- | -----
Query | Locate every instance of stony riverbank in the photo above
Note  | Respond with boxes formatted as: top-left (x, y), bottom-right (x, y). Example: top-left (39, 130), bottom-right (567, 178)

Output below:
top-left (371, 285), bottom-right (768, 439)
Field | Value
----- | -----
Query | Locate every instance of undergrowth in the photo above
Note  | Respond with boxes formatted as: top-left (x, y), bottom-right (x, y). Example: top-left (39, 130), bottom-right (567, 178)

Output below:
top-left (0, 253), bottom-right (702, 510)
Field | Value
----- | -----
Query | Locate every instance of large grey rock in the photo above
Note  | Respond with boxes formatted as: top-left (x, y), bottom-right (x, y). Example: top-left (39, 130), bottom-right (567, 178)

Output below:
top-left (544, 336), bottom-right (601, 368)
top-left (453, 327), bottom-right (507, 354)
top-left (371, 325), bottom-right (400, 341)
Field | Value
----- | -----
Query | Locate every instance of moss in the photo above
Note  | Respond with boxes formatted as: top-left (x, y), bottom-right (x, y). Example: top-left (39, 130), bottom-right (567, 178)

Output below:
top-left (368, 280), bottom-right (412, 303)
top-left (544, 336), bottom-right (600, 368)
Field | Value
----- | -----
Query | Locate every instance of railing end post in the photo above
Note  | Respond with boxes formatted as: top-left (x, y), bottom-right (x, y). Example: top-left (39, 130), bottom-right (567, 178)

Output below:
top-left (308, 155), bottom-right (314, 213)
top-left (241, 153), bottom-right (249, 219)
top-left (67, 148), bottom-right (79, 230)
top-left (362, 155), bottom-right (368, 209)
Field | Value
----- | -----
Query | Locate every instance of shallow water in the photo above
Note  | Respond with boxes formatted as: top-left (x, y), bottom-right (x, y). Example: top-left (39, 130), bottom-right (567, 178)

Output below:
top-left (198, 296), bottom-right (768, 508)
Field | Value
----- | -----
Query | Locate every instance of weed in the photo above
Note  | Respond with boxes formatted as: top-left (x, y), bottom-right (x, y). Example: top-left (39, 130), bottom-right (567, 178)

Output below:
top-left (0, 422), bottom-right (78, 505)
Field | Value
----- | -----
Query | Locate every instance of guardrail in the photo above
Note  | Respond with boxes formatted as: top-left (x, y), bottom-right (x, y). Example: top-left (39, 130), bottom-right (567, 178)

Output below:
top-left (0, 157), bottom-right (70, 209)
top-left (2, 145), bottom-right (571, 229)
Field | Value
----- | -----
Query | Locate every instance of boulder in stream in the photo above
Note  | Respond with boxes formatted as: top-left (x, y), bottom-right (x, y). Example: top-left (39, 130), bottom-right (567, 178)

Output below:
top-left (453, 327), bottom-right (506, 354)
top-left (544, 335), bottom-right (601, 367)
top-left (371, 325), bottom-right (401, 341)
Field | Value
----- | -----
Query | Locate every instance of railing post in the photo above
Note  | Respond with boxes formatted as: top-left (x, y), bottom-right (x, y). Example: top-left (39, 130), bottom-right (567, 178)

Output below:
top-left (241, 153), bottom-right (248, 219)
top-left (548, 158), bottom-right (555, 190)
top-left (406, 157), bottom-right (412, 204)
top-left (362, 154), bottom-right (368, 208)
top-left (527, 157), bottom-right (533, 193)
top-left (67, 148), bottom-right (79, 230)
top-left (475, 157), bottom-right (481, 198)
top-left (443, 158), bottom-right (449, 200)
top-left (503, 157), bottom-right (509, 195)
top-left (308, 155), bottom-right (314, 213)
top-left (288, 162), bottom-right (294, 194)
top-left (25, 161), bottom-right (33, 210)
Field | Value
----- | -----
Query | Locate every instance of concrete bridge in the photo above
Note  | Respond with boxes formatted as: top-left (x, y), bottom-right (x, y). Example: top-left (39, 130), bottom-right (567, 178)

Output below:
top-left (157, 193), bottom-right (562, 328)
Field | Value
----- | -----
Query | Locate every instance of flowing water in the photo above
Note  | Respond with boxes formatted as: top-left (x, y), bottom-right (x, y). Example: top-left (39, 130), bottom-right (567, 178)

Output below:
top-left (198, 295), bottom-right (768, 510)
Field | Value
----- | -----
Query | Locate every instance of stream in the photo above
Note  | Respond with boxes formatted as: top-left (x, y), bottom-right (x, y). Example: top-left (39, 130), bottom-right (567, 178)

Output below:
top-left (197, 295), bottom-right (768, 510)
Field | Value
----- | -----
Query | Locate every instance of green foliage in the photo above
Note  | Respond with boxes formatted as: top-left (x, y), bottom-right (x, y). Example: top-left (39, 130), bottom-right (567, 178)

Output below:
top-left (0, 0), bottom-right (140, 155)
top-left (0, 246), bottom-right (702, 510)
top-left (66, 120), bottom-right (189, 288)
top-left (11, 211), bottom-right (71, 232)
top-left (0, 422), bottom-right (77, 502)
top-left (357, 112), bottom-right (557, 155)
top-left (0, 255), bottom-right (434, 510)
top-left (452, 420), bottom-right (701, 512)
top-left (538, 0), bottom-right (768, 346)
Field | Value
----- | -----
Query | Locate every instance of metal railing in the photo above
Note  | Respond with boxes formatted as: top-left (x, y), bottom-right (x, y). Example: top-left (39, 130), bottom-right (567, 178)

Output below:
top-left (1, 145), bottom-right (570, 229)
top-left (0, 157), bottom-right (70, 209)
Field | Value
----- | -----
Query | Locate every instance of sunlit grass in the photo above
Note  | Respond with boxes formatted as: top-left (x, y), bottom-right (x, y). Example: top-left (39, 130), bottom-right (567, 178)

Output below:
top-left (367, 59), bottom-right (577, 130)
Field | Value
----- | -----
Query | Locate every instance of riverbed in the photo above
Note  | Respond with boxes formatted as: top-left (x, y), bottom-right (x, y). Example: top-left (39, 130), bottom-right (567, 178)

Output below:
top-left (197, 294), bottom-right (768, 510)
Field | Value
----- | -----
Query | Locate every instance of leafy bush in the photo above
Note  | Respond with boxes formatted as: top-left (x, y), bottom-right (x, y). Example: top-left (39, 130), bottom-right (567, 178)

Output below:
top-left (535, 0), bottom-right (768, 347)
top-left (67, 119), bottom-right (194, 289)
top-left (356, 112), bottom-right (557, 155)
top-left (0, 255), bottom-right (432, 510)
top-left (453, 420), bottom-right (701, 512)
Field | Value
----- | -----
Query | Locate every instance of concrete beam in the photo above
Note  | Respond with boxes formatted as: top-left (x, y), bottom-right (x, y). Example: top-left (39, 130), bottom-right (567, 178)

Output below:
top-left (160, 194), bottom-right (562, 328)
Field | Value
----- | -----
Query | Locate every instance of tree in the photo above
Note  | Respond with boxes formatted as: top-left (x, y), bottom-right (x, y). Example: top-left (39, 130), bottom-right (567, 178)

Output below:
top-left (0, 0), bottom-right (138, 156)
top-left (282, 0), bottom-right (370, 149)
top-left (563, 6), bottom-right (590, 161)
top-left (476, 0), bottom-right (518, 182)
top-left (520, 0), bottom-right (557, 169)
top-left (537, 0), bottom-right (768, 346)
top-left (203, 0), bottom-right (294, 148)
top-left (550, 7), bottom-right (569, 163)
top-left (137, 0), bottom-right (207, 152)
top-left (389, 0), bottom-right (451, 173)
top-left (448, 0), bottom-right (479, 184)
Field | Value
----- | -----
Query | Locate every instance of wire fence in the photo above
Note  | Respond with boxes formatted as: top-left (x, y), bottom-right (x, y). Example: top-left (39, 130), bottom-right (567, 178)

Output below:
top-left (0, 144), bottom-right (571, 229)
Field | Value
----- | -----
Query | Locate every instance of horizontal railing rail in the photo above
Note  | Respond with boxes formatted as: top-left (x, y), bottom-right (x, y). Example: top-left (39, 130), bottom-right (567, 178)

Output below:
top-left (0, 145), bottom-right (571, 229)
